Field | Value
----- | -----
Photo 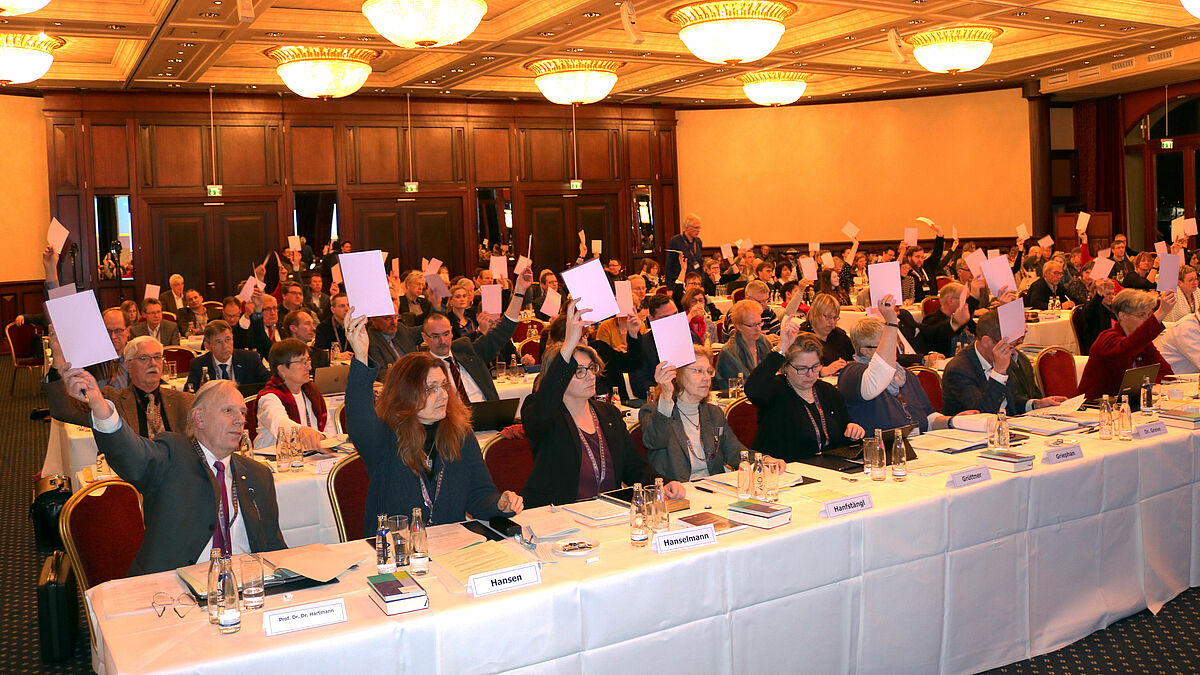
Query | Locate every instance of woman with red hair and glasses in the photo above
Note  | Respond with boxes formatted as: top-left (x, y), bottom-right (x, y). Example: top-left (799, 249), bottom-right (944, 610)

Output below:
top-left (343, 311), bottom-right (522, 536)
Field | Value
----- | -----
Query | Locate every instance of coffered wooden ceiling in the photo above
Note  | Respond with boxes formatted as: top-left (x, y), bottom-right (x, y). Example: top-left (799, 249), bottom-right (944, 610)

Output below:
top-left (2, 0), bottom-right (1199, 103)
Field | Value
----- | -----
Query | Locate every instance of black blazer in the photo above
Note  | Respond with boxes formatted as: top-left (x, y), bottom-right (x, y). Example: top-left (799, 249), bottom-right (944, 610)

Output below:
top-left (520, 353), bottom-right (661, 508)
top-left (1025, 277), bottom-right (1072, 311)
top-left (436, 316), bottom-right (519, 401)
top-left (745, 351), bottom-right (857, 461)
top-left (366, 325), bottom-right (422, 376)
top-left (313, 316), bottom-right (350, 352)
top-left (186, 349), bottom-right (270, 391)
top-left (94, 418), bottom-right (287, 576)
top-left (909, 235), bottom-right (945, 302)
top-left (941, 347), bottom-right (1042, 416)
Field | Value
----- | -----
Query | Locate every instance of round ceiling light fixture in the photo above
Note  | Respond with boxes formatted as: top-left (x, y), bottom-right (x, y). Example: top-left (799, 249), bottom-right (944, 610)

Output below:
top-left (361, 0), bottom-right (487, 49)
top-left (525, 58), bottom-right (622, 105)
top-left (0, 32), bottom-right (63, 85)
top-left (0, 1), bottom-right (50, 16)
top-left (905, 25), bottom-right (1003, 74)
top-left (738, 70), bottom-right (808, 106)
top-left (666, 0), bottom-right (797, 65)
top-left (265, 46), bottom-right (380, 99)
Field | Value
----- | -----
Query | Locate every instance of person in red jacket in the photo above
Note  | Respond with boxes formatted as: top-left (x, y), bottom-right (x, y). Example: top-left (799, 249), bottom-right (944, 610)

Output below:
top-left (1077, 288), bottom-right (1175, 399)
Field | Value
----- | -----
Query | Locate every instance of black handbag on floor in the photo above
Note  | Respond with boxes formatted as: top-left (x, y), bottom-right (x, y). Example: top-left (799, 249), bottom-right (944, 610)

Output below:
top-left (37, 551), bottom-right (78, 662)
top-left (30, 474), bottom-right (72, 549)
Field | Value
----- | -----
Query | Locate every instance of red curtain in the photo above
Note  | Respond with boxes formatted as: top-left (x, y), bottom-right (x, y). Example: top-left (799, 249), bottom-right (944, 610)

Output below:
top-left (1074, 97), bottom-right (1124, 232)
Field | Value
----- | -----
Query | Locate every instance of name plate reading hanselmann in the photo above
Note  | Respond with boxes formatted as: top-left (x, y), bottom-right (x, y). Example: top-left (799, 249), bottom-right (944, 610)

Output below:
top-left (651, 524), bottom-right (718, 554)
top-left (467, 562), bottom-right (542, 597)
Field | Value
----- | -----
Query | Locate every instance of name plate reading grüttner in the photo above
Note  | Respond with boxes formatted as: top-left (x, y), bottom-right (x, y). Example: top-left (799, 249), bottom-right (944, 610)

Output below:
top-left (467, 562), bottom-right (542, 597)
top-left (946, 467), bottom-right (992, 489)
top-left (819, 493), bottom-right (874, 519)
top-left (651, 524), bottom-right (718, 554)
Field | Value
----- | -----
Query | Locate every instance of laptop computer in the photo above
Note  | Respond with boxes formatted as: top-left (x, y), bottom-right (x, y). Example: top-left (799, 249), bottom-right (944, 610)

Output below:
top-left (801, 425), bottom-right (918, 472)
top-left (313, 364), bottom-right (350, 395)
top-left (1118, 364), bottom-right (1159, 412)
top-left (470, 397), bottom-right (520, 431)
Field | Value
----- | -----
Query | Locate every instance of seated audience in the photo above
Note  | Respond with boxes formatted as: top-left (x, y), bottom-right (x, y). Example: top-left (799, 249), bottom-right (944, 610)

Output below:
top-left (1120, 252), bottom-right (1156, 290)
top-left (397, 271), bottom-right (433, 323)
top-left (745, 325), bottom-right (865, 461)
top-left (1164, 265), bottom-right (1200, 323)
top-left (1026, 260), bottom-right (1076, 310)
top-left (941, 310), bottom-right (1065, 415)
top-left (596, 273), bottom-right (648, 350)
top-left (178, 288), bottom-right (219, 336)
top-left (159, 274), bottom-right (186, 313)
top-left (920, 282), bottom-right (974, 358)
top-left (186, 320), bottom-right (270, 390)
top-left (130, 297), bottom-right (180, 346)
top-left (1076, 278), bottom-right (1118, 355)
top-left (798, 293), bottom-right (853, 377)
top-left (1077, 289), bottom-right (1175, 399)
top-left (254, 338), bottom-right (332, 450)
top-left (446, 284), bottom-right (479, 339)
top-left (715, 299), bottom-right (773, 391)
top-left (366, 313), bottom-right (422, 378)
top-left (61, 372), bottom-right (286, 574)
top-left (303, 272), bottom-right (331, 321)
top-left (631, 295), bottom-right (679, 399)
top-left (281, 308), bottom-right (330, 368)
top-left (520, 300), bottom-right (683, 508)
top-left (682, 287), bottom-right (718, 344)
top-left (313, 292), bottom-right (351, 352)
top-left (1156, 311), bottom-right (1200, 374)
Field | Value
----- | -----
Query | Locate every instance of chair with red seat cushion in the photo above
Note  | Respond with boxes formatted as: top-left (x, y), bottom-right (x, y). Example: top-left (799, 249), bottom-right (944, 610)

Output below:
top-left (1035, 346), bottom-right (1079, 397)
top-left (724, 397), bottom-right (758, 446)
top-left (921, 297), bottom-right (941, 317)
top-left (163, 346), bottom-right (195, 376)
top-left (326, 453), bottom-right (369, 542)
top-left (244, 396), bottom-right (258, 442)
top-left (59, 479), bottom-right (144, 590)
top-left (518, 338), bottom-right (541, 365)
top-left (5, 320), bottom-right (42, 394)
top-left (732, 287), bottom-right (746, 302)
top-left (907, 366), bottom-right (943, 412)
top-left (628, 422), bottom-right (648, 459)
top-left (1069, 305), bottom-right (1093, 356)
top-left (513, 319), bottom-right (545, 343)
top-left (935, 276), bottom-right (952, 290)
top-left (481, 435), bottom-right (534, 494)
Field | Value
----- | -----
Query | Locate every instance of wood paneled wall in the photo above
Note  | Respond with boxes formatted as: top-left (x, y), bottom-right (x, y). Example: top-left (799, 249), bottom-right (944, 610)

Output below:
top-left (42, 92), bottom-right (679, 308)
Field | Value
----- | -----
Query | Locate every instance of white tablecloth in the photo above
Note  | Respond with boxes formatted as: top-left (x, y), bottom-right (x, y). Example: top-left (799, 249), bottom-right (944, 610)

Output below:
top-left (1025, 314), bottom-right (1079, 354)
top-left (85, 416), bottom-right (1200, 675)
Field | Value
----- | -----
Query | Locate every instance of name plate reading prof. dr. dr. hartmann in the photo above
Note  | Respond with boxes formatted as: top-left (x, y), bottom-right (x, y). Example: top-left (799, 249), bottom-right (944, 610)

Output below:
top-left (819, 493), bottom-right (874, 519)
top-left (262, 598), bottom-right (347, 637)
top-left (651, 524), bottom-right (718, 554)
top-left (467, 561), bottom-right (542, 597)
top-left (946, 467), bottom-right (992, 489)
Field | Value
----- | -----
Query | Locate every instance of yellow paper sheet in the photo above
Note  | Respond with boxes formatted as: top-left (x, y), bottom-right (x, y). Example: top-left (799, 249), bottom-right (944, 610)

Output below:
top-left (434, 541), bottom-right (529, 586)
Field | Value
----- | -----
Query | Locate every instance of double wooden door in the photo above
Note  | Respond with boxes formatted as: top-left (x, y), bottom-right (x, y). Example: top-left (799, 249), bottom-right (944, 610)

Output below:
top-left (522, 193), bottom-right (619, 274)
top-left (353, 198), bottom-right (463, 274)
top-left (149, 202), bottom-right (277, 300)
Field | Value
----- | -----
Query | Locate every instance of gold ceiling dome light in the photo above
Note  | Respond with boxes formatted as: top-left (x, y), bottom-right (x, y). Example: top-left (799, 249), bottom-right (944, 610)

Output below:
top-left (905, 25), bottom-right (1002, 74)
top-left (0, 32), bottom-right (63, 85)
top-left (361, 0), bottom-right (487, 49)
top-left (525, 58), bottom-right (622, 105)
top-left (265, 46), bottom-right (381, 99)
top-left (666, 0), bottom-right (797, 65)
top-left (738, 70), bottom-right (808, 106)
top-left (0, 1), bottom-right (50, 16)
top-left (1183, 1), bottom-right (1200, 19)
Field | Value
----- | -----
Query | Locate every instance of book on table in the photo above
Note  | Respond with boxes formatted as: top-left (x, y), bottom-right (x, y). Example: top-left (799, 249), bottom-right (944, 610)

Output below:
top-left (978, 449), bottom-right (1034, 472)
top-left (367, 570), bottom-right (429, 616)
top-left (370, 591), bottom-right (429, 616)
top-left (679, 511), bottom-right (748, 535)
top-left (1158, 404), bottom-right (1200, 429)
top-left (728, 499), bottom-right (792, 529)
top-left (598, 487), bottom-right (691, 513)
top-left (909, 429), bottom-right (988, 454)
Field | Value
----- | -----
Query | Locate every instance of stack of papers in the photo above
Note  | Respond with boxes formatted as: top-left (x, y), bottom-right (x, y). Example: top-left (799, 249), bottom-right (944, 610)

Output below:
top-left (909, 429), bottom-right (988, 454)
top-left (1008, 415), bottom-right (1079, 435)
top-left (561, 499), bottom-right (628, 526)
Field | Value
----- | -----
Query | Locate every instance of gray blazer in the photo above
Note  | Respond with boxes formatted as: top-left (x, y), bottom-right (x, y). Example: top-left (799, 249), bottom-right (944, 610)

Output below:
top-left (129, 320), bottom-right (181, 346)
top-left (638, 399), bottom-right (747, 482)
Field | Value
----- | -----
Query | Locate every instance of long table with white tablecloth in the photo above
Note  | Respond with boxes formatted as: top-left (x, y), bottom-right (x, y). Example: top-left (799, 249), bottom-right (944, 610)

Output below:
top-left (84, 414), bottom-right (1200, 674)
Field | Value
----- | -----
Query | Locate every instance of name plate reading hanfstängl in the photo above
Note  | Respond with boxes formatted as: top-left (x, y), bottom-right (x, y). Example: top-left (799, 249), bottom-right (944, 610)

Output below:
top-left (262, 598), bottom-right (347, 636)
top-left (946, 467), bottom-right (992, 489)
top-left (819, 493), bottom-right (874, 519)
top-left (651, 524), bottom-right (718, 553)
top-left (467, 562), bottom-right (542, 597)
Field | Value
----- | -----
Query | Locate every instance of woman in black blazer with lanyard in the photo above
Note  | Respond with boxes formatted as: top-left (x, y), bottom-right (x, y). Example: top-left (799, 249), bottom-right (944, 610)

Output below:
top-left (638, 344), bottom-right (784, 482)
top-left (745, 323), bottom-right (866, 462)
top-left (520, 299), bottom-right (685, 508)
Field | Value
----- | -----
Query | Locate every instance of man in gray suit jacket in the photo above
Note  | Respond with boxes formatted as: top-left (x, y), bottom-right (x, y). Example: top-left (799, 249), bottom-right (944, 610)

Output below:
top-left (129, 298), bottom-right (181, 346)
top-left (941, 309), bottom-right (1066, 416)
top-left (366, 314), bottom-right (423, 381)
top-left (60, 370), bottom-right (287, 576)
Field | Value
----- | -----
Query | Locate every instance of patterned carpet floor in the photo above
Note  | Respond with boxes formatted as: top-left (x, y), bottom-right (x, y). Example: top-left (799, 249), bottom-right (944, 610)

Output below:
top-left (1, 355), bottom-right (1199, 673)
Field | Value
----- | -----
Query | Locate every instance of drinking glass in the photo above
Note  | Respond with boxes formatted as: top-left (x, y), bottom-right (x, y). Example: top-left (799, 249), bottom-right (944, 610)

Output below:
top-left (986, 416), bottom-right (999, 450)
top-left (240, 554), bottom-right (265, 610)
top-left (643, 485), bottom-right (665, 531)
top-left (764, 462), bottom-right (782, 502)
top-left (387, 515), bottom-right (409, 567)
top-left (864, 439), bottom-right (886, 481)
top-left (495, 360), bottom-right (507, 382)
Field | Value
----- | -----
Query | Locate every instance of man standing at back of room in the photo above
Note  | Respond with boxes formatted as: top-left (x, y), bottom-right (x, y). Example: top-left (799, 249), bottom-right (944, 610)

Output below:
top-left (665, 214), bottom-right (704, 291)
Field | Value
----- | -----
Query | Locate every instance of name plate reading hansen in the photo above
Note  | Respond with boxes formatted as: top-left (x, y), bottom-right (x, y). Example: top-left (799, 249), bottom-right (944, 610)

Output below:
top-left (263, 598), bottom-right (347, 636)
top-left (946, 467), bottom-right (992, 489)
top-left (651, 524), bottom-right (718, 554)
top-left (468, 562), bottom-right (541, 597)
top-left (1132, 420), bottom-right (1168, 440)
top-left (1043, 443), bottom-right (1083, 465)
top-left (819, 493), bottom-right (873, 519)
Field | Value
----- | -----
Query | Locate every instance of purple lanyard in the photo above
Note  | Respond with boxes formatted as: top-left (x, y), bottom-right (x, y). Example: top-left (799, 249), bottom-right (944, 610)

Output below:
top-left (417, 459), bottom-right (445, 525)
top-left (193, 441), bottom-right (239, 544)
top-left (801, 396), bottom-right (830, 449)
top-left (576, 403), bottom-right (608, 489)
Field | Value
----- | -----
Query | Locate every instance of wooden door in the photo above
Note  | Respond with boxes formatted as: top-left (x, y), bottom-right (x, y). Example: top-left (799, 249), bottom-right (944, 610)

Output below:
top-left (213, 202), bottom-right (277, 296)
top-left (523, 193), bottom-right (619, 273)
top-left (353, 197), bottom-right (464, 275)
top-left (152, 204), bottom-right (210, 294)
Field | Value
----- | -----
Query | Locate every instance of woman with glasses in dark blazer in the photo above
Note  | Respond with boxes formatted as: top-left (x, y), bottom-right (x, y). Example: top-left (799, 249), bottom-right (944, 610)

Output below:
top-left (745, 323), bottom-right (865, 462)
top-left (520, 299), bottom-right (685, 508)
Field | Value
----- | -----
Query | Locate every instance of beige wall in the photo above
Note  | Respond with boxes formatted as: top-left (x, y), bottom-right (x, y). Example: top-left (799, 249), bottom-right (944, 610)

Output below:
top-left (0, 94), bottom-right (49, 282)
top-left (676, 88), bottom-right (1033, 248)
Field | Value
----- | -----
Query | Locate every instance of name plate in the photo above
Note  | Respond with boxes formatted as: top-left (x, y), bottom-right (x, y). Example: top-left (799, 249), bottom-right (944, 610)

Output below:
top-left (1132, 420), bottom-right (1168, 440)
top-left (262, 598), bottom-right (347, 636)
top-left (946, 467), bottom-right (992, 489)
top-left (651, 524), bottom-right (718, 553)
top-left (819, 493), bottom-right (873, 519)
top-left (467, 562), bottom-right (541, 597)
top-left (1042, 443), bottom-right (1083, 465)
top-left (313, 457), bottom-right (336, 474)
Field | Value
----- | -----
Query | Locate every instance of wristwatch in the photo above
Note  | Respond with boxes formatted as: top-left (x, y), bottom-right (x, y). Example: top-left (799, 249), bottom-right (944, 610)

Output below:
top-left (885, 322), bottom-right (900, 328)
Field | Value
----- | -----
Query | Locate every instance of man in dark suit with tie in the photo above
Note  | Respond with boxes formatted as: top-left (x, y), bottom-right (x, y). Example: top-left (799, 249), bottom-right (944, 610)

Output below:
top-left (366, 313), bottom-right (422, 380)
top-left (303, 272), bottom-right (331, 321)
top-left (129, 297), bottom-right (181, 346)
top-left (60, 370), bottom-right (287, 575)
top-left (941, 309), bottom-right (1066, 416)
top-left (420, 265), bottom-right (532, 402)
top-left (186, 321), bottom-right (270, 391)
top-left (281, 308), bottom-right (330, 369)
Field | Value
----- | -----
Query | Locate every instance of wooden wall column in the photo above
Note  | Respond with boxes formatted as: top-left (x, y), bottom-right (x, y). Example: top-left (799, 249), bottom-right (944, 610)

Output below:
top-left (1025, 82), bottom-right (1053, 238)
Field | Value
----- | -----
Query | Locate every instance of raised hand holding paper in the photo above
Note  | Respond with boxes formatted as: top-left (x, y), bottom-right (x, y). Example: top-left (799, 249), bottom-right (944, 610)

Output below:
top-left (1016, 223), bottom-right (1029, 241)
top-left (45, 290), bottom-right (118, 369)
top-left (867, 261), bottom-right (902, 310)
top-left (1159, 253), bottom-right (1181, 293)
top-left (1155, 241), bottom-right (1168, 257)
top-left (842, 221), bottom-right (859, 240)
top-left (391, 258), bottom-right (400, 277)
top-left (481, 284), bottom-right (503, 315)
top-left (144, 283), bottom-right (160, 301)
top-left (288, 235), bottom-right (302, 251)
top-left (1089, 256), bottom-right (1115, 281)
top-left (540, 287), bottom-right (561, 318)
top-left (1187, 218), bottom-right (1198, 236)
top-left (425, 273), bottom-right (451, 302)
top-left (591, 239), bottom-right (602, 256)
top-left (338, 251), bottom-right (394, 318)
top-left (47, 218), bottom-right (69, 254)
top-left (799, 256), bottom-right (818, 282)
top-left (489, 256), bottom-right (507, 281)
top-left (808, 241), bottom-right (819, 254)
top-left (1076, 212), bottom-right (1090, 233)
top-left (514, 255), bottom-right (532, 276)
top-left (997, 299), bottom-right (1025, 341)
top-left (649, 313), bottom-right (697, 368)
top-left (964, 249), bottom-right (987, 277)
top-left (237, 275), bottom-right (261, 303)
top-left (820, 252), bottom-right (835, 268)
top-left (614, 280), bottom-right (635, 316)
top-left (980, 255), bottom-right (1018, 297)
top-left (903, 227), bottom-right (918, 246)
top-left (987, 249), bottom-right (1001, 259)
top-left (561, 258), bottom-right (619, 323)
top-left (720, 243), bottom-right (734, 261)
top-left (47, 283), bottom-right (76, 300)
top-left (1038, 235), bottom-right (1053, 249)
top-left (424, 258), bottom-right (442, 276)
top-left (331, 264), bottom-right (343, 285)
top-left (1172, 217), bottom-right (1186, 242)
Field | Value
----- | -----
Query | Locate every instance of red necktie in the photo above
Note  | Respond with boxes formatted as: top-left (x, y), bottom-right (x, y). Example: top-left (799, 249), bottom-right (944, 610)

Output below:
top-left (446, 356), bottom-right (470, 403)
top-left (213, 460), bottom-right (231, 553)
top-left (268, 327), bottom-right (276, 341)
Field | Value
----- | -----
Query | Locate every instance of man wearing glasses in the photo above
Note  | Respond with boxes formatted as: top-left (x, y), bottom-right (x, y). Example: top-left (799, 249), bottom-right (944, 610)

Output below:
top-left (45, 335), bottom-right (193, 437)
top-left (186, 321), bottom-right (270, 391)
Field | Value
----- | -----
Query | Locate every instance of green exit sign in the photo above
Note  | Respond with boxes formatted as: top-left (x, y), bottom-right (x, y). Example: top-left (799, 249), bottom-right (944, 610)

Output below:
top-left (206, 184), bottom-right (223, 197)
top-left (569, 179), bottom-right (583, 190)
top-left (404, 181), bottom-right (419, 193)
top-left (1162, 138), bottom-right (1175, 149)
